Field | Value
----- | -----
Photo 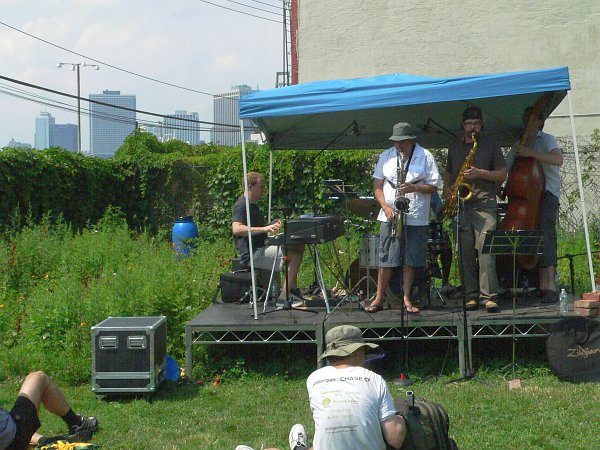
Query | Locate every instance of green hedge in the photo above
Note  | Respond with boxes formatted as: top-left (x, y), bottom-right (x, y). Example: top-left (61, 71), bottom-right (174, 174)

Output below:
top-left (1, 132), bottom-right (382, 238)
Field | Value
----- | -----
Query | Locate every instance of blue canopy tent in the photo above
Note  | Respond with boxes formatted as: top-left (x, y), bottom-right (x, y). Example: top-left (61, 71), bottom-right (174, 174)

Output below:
top-left (237, 66), bottom-right (595, 318)
top-left (240, 66), bottom-right (570, 149)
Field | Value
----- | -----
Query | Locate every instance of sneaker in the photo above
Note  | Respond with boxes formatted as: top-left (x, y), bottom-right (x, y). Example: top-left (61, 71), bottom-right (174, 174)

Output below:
top-left (38, 430), bottom-right (93, 446)
top-left (68, 416), bottom-right (99, 437)
top-left (465, 298), bottom-right (479, 311)
top-left (276, 297), bottom-right (289, 308)
top-left (288, 423), bottom-right (308, 450)
top-left (485, 299), bottom-right (500, 313)
top-left (290, 288), bottom-right (307, 307)
top-left (235, 446), bottom-right (255, 450)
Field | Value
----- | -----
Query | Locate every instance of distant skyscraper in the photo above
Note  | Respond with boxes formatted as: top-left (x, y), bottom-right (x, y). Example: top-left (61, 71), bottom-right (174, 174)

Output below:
top-left (5, 138), bottom-right (32, 149)
top-left (33, 112), bottom-right (77, 152)
top-left (211, 85), bottom-right (257, 146)
top-left (51, 124), bottom-right (78, 152)
top-left (165, 110), bottom-right (201, 145)
top-left (89, 90), bottom-right (136, 158)
top-left (34, 112), bottom-right (55, 149)
top-left (140, 123), bottom-right (164, 140)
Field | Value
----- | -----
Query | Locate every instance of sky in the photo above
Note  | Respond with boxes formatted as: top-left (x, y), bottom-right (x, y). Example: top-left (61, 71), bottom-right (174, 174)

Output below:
top-left (0, 0), bottom-right (285, 150)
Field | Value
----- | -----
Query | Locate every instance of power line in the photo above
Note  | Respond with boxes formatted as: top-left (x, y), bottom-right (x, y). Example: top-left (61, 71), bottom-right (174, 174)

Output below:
top-left (0, 84), bottom-right (247, 134)
top-left (0, 20), bottom-right (215, 97)
top-left (221, 0), bottom-right (283, 16)
top-left (195, 0), bottom-right (283, 23)
top-left (0, 88), bottom-right (244, 136)
top-left (0, 74), bottom-right (241, 128)
top-left (247, 0), bottom-right (284, 10)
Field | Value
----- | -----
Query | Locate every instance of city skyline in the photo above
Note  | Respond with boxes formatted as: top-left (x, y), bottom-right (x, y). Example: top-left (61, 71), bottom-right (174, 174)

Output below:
top-left (0, 1), bottom-right (285, 151)
top-left (89, 90), bottom-right (136, 158)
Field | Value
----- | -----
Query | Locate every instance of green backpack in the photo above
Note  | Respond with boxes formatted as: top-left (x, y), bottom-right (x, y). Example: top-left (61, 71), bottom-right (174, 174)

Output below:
top-left (389, 391), bottom-right (458, 450)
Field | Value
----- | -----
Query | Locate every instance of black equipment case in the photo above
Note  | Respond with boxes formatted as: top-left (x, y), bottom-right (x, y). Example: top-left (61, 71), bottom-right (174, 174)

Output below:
top-left (91, 316), bottom-right (167, 395)
top-left (219, 271), bottom-right (253, 303)
top-left (546, 316), bottom-right (600, 383)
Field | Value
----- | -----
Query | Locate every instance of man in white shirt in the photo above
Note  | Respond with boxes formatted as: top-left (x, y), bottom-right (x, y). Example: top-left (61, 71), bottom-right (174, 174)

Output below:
top-left (367, 122), bottom-right (441, 313)
top-left (235, 325), bottom-right (406, 450)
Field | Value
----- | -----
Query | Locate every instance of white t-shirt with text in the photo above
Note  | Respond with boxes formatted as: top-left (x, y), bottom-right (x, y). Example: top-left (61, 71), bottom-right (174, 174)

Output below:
top-left (307, 365), bottom-right (396, 450)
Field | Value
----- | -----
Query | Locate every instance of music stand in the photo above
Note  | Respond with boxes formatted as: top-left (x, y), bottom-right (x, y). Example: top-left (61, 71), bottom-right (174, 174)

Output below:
top-left (482, 229), bottom-right (543, 383)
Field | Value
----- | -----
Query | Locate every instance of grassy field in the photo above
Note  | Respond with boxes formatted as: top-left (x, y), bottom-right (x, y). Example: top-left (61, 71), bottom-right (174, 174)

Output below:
top-left (1, 347), bottom-right (599, 450)
top-left (1, 216), bottom-right (599, 449)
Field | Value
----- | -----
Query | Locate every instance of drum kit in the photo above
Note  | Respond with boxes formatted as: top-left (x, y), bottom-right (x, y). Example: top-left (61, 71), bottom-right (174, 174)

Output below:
top-left (324, 180), bottom-right (449, 308)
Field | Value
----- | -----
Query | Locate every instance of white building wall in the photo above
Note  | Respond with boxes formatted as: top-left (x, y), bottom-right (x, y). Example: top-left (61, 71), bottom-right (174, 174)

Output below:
top-left (296, 0), bottom-right (600, 137)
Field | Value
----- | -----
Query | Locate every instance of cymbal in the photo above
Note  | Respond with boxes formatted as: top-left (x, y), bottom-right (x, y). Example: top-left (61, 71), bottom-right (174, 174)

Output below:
top-left (348, 197), bottom-right (380, 218)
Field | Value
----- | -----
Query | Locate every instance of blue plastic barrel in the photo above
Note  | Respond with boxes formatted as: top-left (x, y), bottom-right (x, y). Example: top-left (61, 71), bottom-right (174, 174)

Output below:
top-left (172, 216), bottom-right (198, 258)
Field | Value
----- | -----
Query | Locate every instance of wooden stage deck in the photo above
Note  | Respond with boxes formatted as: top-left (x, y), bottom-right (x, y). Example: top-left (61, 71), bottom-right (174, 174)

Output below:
top-left (185, 291), bottom-right (574, 379)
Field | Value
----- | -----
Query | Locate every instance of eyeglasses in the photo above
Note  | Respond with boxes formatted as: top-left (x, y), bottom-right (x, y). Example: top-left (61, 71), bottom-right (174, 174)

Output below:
top-left (463, 120), bottom-right (482, 127)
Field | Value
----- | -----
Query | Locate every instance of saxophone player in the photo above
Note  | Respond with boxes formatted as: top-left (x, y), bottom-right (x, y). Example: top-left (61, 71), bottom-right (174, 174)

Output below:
top-left (367, 123), bottom-right (441, 313)
top-left (443, 106), bottom-right (507, 313)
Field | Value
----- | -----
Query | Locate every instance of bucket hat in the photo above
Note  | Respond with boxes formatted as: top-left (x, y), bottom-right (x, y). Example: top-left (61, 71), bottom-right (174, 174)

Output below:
top-left (389, 122), bottom-right (417, 141)
top-left (319, 325), bottom-right (378, 360)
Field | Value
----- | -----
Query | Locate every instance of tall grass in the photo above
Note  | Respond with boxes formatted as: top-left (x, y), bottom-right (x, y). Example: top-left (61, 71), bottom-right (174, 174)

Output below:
top-left (0, 210), bottom-right (231, 383)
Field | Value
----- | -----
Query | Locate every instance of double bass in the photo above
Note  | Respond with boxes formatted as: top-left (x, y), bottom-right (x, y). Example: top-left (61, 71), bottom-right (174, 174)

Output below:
top-left (498, 94), bottom-right (550, 272)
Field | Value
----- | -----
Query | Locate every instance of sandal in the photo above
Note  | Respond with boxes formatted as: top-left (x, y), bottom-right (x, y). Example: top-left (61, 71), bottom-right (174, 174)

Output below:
top-left (365, 302), bottom-right (384, 313)
top-left (404, 303), bottom-right (420, 313)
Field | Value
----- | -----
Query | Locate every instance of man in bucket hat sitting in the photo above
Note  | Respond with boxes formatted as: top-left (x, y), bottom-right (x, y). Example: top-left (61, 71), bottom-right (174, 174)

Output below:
top-left (235, 325), bottom-right (406, 450)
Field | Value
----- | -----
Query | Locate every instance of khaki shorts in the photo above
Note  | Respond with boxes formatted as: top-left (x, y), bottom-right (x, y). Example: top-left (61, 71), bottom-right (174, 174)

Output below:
top-left (252, 245), bottom-right (284, 271)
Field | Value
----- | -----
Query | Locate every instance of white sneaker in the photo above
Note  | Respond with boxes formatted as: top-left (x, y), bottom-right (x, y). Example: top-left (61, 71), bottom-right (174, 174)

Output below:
top-left (235, 446), bottom-right (255, 450)
top-left (288, 423), bottom-right (308, 450)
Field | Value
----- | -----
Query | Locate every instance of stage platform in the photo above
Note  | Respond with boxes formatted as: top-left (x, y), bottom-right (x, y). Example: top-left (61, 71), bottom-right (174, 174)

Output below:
top-left (185, 292), bottom-right (570, 380)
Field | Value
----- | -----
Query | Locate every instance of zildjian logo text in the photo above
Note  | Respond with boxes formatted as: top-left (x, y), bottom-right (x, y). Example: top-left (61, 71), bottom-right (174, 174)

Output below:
top-left (567, 345), bottom-right (600, 358)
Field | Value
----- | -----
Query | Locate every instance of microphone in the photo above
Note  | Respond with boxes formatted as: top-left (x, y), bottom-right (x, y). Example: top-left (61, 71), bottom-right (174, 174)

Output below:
top-left (346, 121), bottom-right (361, 137)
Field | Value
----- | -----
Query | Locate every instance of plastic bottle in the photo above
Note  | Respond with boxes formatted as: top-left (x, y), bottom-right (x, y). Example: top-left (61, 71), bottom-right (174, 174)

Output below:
top-left (270, 279), bottom-right (280, 302)
top-left (559, 288), bottom-right (569, 315)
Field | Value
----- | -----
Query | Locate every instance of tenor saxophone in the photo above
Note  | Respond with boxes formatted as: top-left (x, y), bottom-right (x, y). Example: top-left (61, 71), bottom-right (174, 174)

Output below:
top-left (444, 133), bottom-right (478, 217)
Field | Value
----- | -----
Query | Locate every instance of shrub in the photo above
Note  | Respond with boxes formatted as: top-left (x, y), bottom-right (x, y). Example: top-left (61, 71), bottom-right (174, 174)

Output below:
top-left (0, 212), bottom-right (231, 383)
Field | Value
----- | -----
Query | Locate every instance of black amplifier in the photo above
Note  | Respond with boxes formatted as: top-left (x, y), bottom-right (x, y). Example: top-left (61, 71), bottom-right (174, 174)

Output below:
top-left (267, 215), bottom-right (344, 245)
top-left (91, 316), bottom-right (167, 395)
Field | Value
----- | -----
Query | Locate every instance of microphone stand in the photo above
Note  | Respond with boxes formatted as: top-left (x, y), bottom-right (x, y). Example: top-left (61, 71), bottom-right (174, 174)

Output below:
top-left (393, 207), bottom-right (413, 387)
top-left (447, 196), bottom-right (475, 383)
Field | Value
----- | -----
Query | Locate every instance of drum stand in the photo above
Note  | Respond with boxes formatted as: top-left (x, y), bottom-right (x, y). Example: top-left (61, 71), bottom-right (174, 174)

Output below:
top-left (322, 181), bottom-right (373, 319)
top-left (351, 216), bottom-right (379, 304)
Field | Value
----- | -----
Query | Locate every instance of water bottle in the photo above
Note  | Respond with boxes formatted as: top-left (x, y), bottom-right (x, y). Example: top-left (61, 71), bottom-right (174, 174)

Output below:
top-left (521, 274), bottom-right (529, 292)
top-left (270, 279), bottom-right (280, 302)
top-left (559, 288), bottom-right (569, 315)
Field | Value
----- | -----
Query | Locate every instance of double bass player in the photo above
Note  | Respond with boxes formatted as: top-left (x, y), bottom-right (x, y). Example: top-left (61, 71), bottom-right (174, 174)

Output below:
top-left (505, 107), bottom-right (563, 303)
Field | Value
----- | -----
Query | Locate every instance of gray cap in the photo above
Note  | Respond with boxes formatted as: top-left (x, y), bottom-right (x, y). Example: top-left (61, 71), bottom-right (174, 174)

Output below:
top-left (389, 122), bottom-right (417, 141)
